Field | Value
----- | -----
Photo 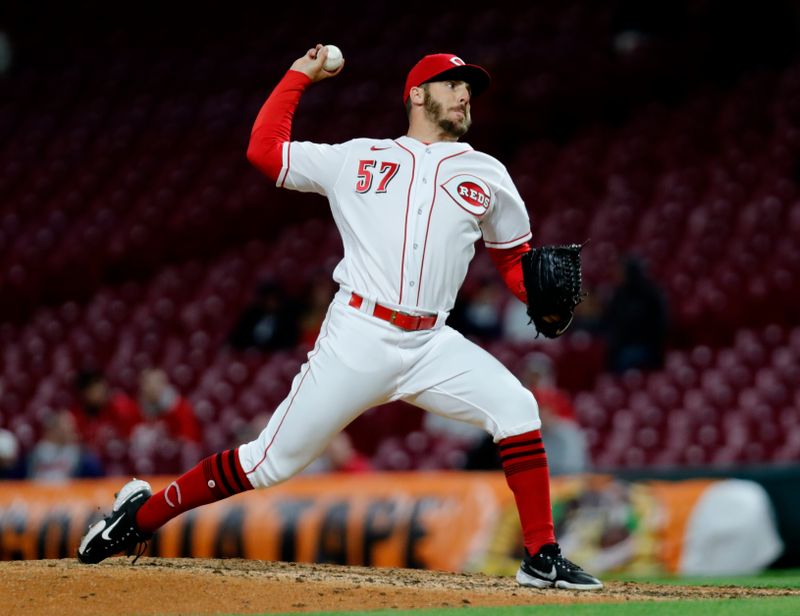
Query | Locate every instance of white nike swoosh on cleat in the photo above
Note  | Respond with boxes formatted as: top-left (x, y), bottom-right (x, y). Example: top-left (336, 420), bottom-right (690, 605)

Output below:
top-left (530, 565), bottom-right (557, 580)
top-left (78, 520), bottom-right (105, 554)
top-left (101, 514), bottom-right (125, 541)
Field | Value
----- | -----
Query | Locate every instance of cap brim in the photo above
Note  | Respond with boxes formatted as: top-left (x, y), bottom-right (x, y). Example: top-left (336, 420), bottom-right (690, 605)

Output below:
top-left (422, 64), bottom-right (491, 98)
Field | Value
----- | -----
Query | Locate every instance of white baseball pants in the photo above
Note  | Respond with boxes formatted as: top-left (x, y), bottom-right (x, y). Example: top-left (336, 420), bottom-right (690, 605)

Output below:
top-left (238, 288), bottom-right (541, 488)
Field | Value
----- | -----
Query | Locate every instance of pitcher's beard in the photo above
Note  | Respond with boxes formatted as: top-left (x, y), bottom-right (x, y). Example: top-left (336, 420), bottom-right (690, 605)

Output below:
top-left (438, 118), bottom-right (469, 138)
top-left (424, 92), bottom-right (471, 139)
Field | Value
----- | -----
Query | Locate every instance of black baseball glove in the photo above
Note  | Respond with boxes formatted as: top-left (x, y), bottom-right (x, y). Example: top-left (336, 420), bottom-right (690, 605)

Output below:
top-left (521, 243), bottom-right (585, 338)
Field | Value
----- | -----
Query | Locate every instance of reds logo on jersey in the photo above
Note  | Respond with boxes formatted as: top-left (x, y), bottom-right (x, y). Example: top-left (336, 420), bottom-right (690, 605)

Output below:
top-left (441, 174), bottom-right (492, 217)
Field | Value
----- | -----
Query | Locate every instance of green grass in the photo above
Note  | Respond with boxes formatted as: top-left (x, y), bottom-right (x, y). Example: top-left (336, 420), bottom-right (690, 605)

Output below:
top-left (606, 568), bottom-right (800, 589)
top-left (268, 597), bottom-right (800, 616)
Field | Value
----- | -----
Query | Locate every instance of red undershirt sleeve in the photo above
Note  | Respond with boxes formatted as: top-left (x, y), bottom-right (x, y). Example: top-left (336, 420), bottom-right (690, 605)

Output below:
top-left (488, 242), bottom-right (531, 304)
top-left (246, 70), bottom-right (312, 182)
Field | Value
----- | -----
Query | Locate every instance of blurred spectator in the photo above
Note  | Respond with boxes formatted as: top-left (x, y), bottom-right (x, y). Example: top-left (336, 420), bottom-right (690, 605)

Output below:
top-left (298, 273), bottom-right (337, 347)
top-left (228, 280), bottom-right (300, 352)
top-left (503, 285), bottom-right (604, 342)
top-left (234, 412), bottom-right (272, 446)
top-left (138, 368), bottom-right (202, 442)
top-left (0, 428), bottom-right (25, 480)
top-left (570, 289), bottom-right (605, 335)
top-left (28, 411), bottom-right (104, 482)
top-left (424, 410), bottom-right (485, 444)
top-left (601, 257), bottom-right (668, 373)
top-left (69, 369), bottom-right (143, 446)
top-left (520, 353), bottom-right (588, 476)
top-left (302, 432), bottom-right (373, 474)
top-left (502, 296), bottom-right (534, 343)
top-left (0, 31), bottom-right (11, 75)
top-left (450, 278), bottom-right (505, 341)
top-left (326, 432), bottom-right (373, 472)
top-left (465, 353), bottom-right (589, 475)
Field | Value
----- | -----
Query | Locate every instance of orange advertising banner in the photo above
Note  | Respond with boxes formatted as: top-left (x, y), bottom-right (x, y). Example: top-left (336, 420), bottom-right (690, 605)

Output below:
top-left (0, 473), bottom-right (720, 574)
top-left (0, 473), bottom-right (509, 570)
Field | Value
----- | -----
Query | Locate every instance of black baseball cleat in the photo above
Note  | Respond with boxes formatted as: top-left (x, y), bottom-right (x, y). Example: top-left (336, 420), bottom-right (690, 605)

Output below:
top-left (516, 543), bottom-right (603, 590)
top-left (77, 479), bottom-right (153, 564)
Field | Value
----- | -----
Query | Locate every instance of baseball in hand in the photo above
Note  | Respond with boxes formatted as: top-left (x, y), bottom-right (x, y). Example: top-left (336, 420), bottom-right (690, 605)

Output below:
top-left (323, 44), bottom-right (344, 71)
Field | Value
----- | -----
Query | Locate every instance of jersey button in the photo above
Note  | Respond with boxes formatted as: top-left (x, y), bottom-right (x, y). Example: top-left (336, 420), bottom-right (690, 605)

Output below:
top-left (409, 281), bottom-right (416, 287)
top-left (425, 148), bottom-right (431, 154)
top-left (413, 243), bottom-right (418, 249)
top-left (422, 178), bottom-right (427, 183)
top-left (417, 208), bottom-right (423, 214)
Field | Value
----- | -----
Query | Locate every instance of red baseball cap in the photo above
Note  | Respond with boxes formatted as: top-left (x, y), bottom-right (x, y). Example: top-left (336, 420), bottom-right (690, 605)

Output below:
top-left (403, 53), bottom-right (491, 103)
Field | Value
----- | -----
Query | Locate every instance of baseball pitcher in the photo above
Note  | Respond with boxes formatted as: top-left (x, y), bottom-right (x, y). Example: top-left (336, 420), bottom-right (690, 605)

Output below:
top-left (78, 44), bottom-right (599, 590)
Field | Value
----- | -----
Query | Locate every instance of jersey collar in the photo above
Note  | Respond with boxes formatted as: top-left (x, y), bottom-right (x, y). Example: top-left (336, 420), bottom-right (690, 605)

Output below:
top-left (396, 135), bottom-right (473, 152)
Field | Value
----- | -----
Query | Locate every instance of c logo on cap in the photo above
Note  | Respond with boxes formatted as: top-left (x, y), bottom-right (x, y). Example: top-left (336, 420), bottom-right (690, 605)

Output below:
top-left (450, 57), bottom-right (466, 66)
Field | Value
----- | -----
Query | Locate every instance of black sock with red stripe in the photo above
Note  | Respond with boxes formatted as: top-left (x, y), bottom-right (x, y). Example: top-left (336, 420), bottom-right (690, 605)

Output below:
top-left (498, 429), bottom-right (556, 554)
top-left (135, 448), bottom-right (254, 534)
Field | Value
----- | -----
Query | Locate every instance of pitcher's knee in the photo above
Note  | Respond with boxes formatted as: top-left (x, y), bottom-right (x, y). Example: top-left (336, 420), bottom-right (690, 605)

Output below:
top-left (492, 387), bottom-right (541, 441)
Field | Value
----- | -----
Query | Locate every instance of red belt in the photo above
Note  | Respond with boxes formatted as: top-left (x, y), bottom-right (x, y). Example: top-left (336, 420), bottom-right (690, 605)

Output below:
top-left (349, 293), bottom-right (437, 331)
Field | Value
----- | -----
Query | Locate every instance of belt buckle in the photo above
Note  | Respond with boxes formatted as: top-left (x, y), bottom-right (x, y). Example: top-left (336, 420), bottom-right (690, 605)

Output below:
top-left (389, 310), bottom-right (398, 324)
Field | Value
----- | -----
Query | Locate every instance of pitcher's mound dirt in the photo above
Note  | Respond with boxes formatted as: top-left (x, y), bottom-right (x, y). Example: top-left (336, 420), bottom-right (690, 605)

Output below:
top-left (2, 558), bottom-right (798, 615)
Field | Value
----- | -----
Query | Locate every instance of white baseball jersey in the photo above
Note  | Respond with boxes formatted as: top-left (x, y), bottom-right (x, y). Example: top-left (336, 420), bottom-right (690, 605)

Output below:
top-left (239, 134), bottom-right (540, 488)
top-left (276, 135), bottom-right (532, 314)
